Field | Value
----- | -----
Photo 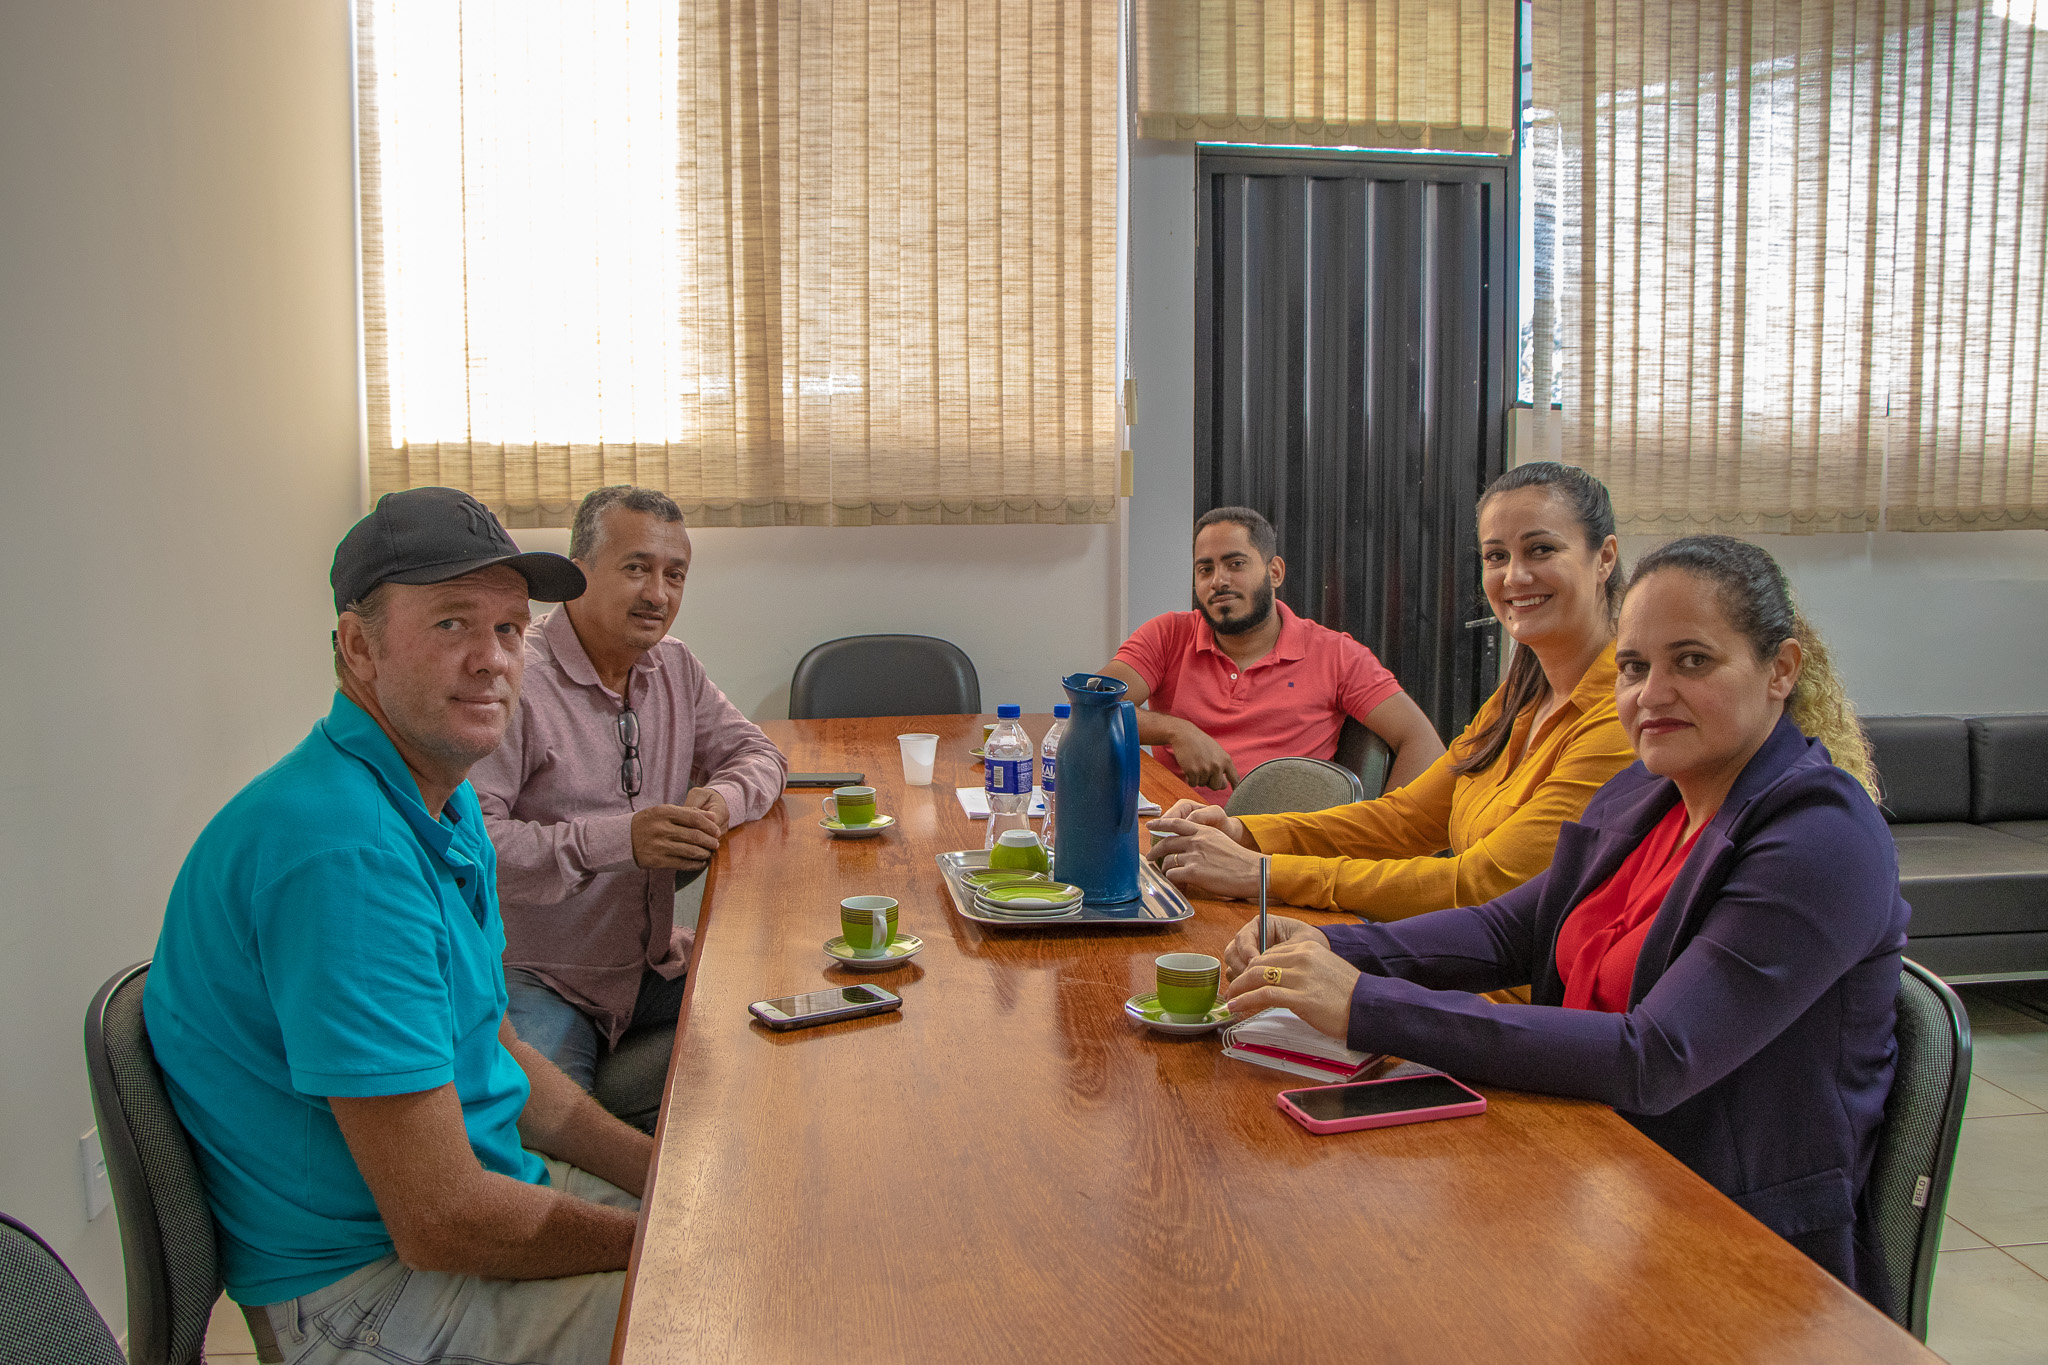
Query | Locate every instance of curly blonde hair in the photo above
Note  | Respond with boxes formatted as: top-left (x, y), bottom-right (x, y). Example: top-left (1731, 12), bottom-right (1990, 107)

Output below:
top-left (1627, 536), bottom-right (1878, 801)
top-left (1784, 615), bottom-right (1877, 799)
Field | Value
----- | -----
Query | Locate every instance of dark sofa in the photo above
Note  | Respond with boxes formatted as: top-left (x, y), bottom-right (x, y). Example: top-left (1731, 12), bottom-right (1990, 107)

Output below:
top-left (1865, 714), bottom-right (2048, 981)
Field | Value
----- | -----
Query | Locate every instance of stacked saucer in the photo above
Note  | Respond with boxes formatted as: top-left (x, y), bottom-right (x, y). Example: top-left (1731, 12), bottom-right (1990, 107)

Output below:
top-left (964, 871), bottom-right (1085, 920)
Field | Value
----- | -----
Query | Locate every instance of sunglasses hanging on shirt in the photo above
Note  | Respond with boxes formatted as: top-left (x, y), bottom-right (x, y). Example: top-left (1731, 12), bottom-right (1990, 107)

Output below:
top-left (617, 704), bottom-right (641, 798)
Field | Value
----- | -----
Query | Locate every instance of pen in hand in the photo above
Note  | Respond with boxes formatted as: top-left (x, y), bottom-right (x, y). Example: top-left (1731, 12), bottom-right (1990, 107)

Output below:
top-left (1258, 855), bottom-right (1269, 952)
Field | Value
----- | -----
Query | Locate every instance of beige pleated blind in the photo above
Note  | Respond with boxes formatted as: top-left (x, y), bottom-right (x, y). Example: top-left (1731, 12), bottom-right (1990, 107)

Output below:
top-left (357, 0), bottom-right (1119, 526)
top-left (1529, 0), bottom-right (2048, 533)
top-left (1134, 0), bottom-right (1514, 153)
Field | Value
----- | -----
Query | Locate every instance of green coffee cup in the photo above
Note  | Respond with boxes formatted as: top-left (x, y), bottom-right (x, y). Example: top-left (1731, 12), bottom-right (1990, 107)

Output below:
top-left (1155, 952), bottom-right (1221, 1020)
top-left (988, 829), bottom-right (1051, 873)
top-left (840, 895), bottom-right (900, 957)
top-left (824, 786), bottom-right (878, 827)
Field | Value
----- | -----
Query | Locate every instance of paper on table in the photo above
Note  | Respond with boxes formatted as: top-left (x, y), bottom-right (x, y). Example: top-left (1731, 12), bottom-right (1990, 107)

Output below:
top-left (955, 788), bottom-right (1162, 820)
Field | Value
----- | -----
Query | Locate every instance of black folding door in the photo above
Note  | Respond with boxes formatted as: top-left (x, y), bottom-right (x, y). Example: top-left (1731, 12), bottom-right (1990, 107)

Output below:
top-left (1196, 153), bottom-right (1509, 742)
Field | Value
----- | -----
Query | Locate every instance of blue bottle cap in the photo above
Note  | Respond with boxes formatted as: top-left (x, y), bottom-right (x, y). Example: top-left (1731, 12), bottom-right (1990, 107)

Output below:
top-left (1053, 703), bottom-right (1070, 718)
top-left (997, 704), bottom-right (1021, 718)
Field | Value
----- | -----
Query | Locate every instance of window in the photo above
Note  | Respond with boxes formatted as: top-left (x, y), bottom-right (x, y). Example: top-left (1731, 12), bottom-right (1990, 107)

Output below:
top-left (1527, 0), bottom-right (2048, 533)
top-left (356, 0), bottom-right (1119, 526)
top-left (1135, 0), bottom-right (1514, 153)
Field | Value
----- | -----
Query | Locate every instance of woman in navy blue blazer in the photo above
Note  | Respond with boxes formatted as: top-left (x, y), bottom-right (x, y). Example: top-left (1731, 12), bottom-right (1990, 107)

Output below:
top-left (1222, 534), bottom-right (1907, 1303)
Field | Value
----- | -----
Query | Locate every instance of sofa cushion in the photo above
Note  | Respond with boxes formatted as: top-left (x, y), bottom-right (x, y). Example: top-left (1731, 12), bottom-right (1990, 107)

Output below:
top-left (1970, 715), bottom-right (2048, 823)
top-left (1865, 716), bottom-right (1973, 824)
top-left (1991, 821), bottom-right (2048, 845)
top-left (1892, 823), bottom-right (2048, 937)
top-left (1899, 932), bottom-right (2048, 981)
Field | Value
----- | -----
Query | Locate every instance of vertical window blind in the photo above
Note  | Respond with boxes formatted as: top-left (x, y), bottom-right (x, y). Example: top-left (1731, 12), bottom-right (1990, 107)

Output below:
top-left (1528, 0), bottom-right (2048, 533)
top-left (357, 0), bottom-right (1119, 526)
top-left (1134, 0), bottom-right (1515, 154)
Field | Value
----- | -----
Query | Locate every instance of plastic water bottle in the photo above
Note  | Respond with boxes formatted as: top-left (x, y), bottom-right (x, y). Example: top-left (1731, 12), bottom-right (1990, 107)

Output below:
top-left (1039, 703), bottom-right (1070, 856)
top-left (983, 704), bottom-right (1034, 849)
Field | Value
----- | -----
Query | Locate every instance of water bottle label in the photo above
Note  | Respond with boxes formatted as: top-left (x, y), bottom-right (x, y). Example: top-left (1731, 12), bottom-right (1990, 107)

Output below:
top-left (1041, 756), bottom-right (1056, 792)
top-left (986, 758), bottom-right (1030, 795)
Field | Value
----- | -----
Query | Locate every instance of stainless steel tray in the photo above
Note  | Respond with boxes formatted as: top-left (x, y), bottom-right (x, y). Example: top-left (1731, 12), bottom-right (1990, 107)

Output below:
top-left (936, 849), bottom-right (1195, 928)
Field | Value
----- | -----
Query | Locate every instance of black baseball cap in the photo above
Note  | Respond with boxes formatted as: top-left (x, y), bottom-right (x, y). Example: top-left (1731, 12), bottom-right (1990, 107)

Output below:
top-left (330, 486), bottom-right (586, 613)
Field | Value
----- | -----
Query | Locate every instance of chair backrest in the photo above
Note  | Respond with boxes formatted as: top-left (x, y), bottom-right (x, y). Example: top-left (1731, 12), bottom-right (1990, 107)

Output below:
top-left (0, 1212), bottom-right (126, 1365)
top-left (82, 961), bottom-right (220, 1365)
top-left (1867, 958), bottom-right (1973, 1341)
top-left (787, 634), bottom-right (982, 720)
top-left (1225, 757), bottom-right (1365, 818)
top-left (1331, 717), bottom-right (1394, 802)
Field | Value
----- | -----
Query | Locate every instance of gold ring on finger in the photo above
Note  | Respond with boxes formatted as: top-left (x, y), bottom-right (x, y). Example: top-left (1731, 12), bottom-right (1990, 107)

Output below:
top-left (1263, 966), bottom-right (1284, 986)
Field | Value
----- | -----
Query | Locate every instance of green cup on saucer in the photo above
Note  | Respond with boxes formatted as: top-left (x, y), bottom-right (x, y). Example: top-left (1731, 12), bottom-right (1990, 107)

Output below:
top-left (988, 829), bottom-right (1051, 873)
top-left (840, 895), bottom-right (899, 957)
top-left (1155, 952), bottom-right (1221, 1021)
top-left (823, 786), bottom-right (878, 827)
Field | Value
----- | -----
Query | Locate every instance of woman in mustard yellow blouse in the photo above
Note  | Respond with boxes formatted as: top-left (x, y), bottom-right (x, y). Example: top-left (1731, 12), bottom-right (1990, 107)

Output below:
top-left (1147, 462), bottom-right (1636, 920)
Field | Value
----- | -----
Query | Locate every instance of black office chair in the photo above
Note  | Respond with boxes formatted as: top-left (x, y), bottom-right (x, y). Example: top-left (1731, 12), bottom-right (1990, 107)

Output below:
top-left (1332, 717), bottom-right (1395, 801)
top-left (83, 962), bottom-right (220, 1365)
top-left (1867, 958), bottom-right (1973, 1340)
top-left (1225, 757), bottom-right (1365, 818)
top-left (0, 1212), bottom-right (126, 1365)
top-left (788, 635), bottom-right (981, 720)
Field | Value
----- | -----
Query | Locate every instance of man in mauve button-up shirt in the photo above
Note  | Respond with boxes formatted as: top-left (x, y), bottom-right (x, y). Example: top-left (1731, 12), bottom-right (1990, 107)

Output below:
top-left (470, 487), bottom-right (786, 1105)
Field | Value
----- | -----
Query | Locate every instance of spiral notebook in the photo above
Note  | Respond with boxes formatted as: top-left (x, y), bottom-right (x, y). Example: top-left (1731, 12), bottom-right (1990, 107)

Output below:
top-left (1221, 1008), bottom-right (1382, 1082)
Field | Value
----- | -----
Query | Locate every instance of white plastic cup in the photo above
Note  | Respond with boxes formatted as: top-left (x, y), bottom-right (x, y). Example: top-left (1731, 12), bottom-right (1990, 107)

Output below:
top-left (897, 732), bottom-right (939, 786)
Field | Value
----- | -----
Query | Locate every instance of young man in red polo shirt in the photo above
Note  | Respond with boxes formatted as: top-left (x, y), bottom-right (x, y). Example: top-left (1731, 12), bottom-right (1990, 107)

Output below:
top-left (1100, 507), bottom-right (1444, 805)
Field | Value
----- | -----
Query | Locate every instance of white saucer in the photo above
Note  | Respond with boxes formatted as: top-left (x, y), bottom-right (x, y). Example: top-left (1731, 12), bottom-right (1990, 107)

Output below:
top-left (974, 900), bottom-right (1083, 920)
top-left (825, 933), bottom-right (924, 968)
top-left (1124, 992), bottom-right (1232, 1035)
top-left (973, 891), bottom-right (1083, 911)
top-left (820, 813), bottom-right (896, 839)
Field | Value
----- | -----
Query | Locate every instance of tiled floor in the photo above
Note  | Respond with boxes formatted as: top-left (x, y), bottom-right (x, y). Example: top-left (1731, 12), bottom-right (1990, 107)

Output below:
top-left (199, 973), bottom-right (2048, 1362)
top-left (205, 1291), bottom-right (257, 1363)
top-left (1926, 983), bottom-right (2048, 1364)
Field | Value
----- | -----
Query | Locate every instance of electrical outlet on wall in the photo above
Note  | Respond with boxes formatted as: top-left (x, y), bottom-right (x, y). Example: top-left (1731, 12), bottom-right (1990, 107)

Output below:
top-left (79, 1128), bottom-right (111, 1220)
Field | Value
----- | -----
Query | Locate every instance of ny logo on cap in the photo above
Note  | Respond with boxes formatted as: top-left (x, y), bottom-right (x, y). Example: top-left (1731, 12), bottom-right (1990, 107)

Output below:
top-left (456, 493), bottom-right (511, 547)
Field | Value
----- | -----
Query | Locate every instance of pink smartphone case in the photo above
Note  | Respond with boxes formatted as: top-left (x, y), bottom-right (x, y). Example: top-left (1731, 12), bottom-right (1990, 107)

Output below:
top-left (1275, 1075), bottom-right (1487, 1134)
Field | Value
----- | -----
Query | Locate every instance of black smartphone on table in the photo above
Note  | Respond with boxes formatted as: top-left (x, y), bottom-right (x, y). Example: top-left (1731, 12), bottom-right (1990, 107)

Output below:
top-left (786, 772), bottom-right (865, 788)
top-left (748, 984), bottom-right (902, 1031)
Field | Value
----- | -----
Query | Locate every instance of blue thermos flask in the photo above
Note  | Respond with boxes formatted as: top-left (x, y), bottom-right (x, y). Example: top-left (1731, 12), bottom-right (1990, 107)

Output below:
top-left (1052, 672), bottom-right (1141, 905)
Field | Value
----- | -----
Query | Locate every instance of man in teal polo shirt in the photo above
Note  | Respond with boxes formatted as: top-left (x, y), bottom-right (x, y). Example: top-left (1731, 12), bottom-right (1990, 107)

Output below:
top-left (147, 488), bottom-right (657, 1365)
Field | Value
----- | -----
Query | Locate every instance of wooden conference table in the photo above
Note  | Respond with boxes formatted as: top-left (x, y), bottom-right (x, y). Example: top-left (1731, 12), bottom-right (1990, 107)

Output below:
top-left (613, 715), bottom-right (1936, 1364)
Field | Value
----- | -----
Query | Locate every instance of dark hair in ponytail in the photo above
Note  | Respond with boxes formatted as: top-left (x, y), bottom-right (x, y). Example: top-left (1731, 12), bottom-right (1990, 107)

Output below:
top-left (1625, 535), bottom-right (1877, 799)
top-left (1451, 462), bottom-right (1620, 777)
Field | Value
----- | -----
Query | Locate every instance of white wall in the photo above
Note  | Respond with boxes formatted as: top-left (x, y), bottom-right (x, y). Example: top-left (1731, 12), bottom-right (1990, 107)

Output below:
top-left (1619, 532), bottom-right (2048, 717)
top-left (0, 0), bottom-right (364, 1335)
top-left (1516, 410), bottom-right (2048, 715)
top-left (512, 524), bottom-right (1123, 718)
top-left (1126, 140), bottom-right (1199, 633)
